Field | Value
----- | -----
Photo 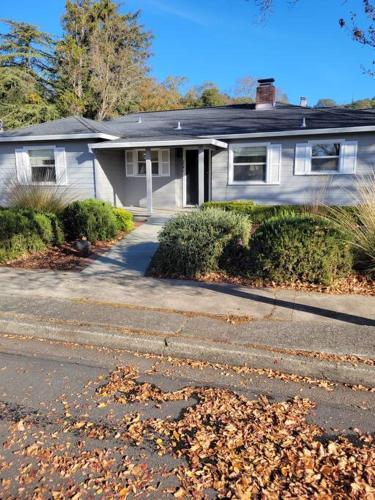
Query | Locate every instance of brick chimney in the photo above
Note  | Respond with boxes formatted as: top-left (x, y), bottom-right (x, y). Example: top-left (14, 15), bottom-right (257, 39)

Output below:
top-left (256, 78), bottom-right (276, 110)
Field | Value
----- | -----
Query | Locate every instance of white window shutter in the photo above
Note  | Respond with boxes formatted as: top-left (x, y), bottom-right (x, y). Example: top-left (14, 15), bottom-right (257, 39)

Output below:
top-left (125, 150), bottom-right (136, 176)
top-left (15, 148), bottom-right (31, 184)
top-left (266, 144), bottom-right (282, 184)
top-left (160, 149), bottom-right (170, 177)
top-left (295, 143), bottom-right (311, 175)
top-left (54, 147), bottom-right (67, 185)
top-left (340, 141), bottom-right (357, 174)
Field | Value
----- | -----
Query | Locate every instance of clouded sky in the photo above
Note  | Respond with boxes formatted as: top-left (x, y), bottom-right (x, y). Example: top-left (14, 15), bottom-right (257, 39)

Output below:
top-left (1, 0), bottom-right (373, 105)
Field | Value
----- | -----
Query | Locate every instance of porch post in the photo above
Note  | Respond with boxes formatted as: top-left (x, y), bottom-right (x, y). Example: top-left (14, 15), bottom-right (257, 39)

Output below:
top-left (145, 147), bottom-right (153, 215)
top-left (198, 146), bottom-right (205, 206)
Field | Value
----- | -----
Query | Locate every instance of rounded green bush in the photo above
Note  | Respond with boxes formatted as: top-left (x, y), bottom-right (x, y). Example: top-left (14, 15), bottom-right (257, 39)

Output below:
top-left (150, 208), bottom-right (251, 278)
top-left (248, 214), bottom-right (352, 285)
top-left (113, 208), bottom-right (135, 233)
top-left (63, 199), bottom-right (118, 242)
top-left (0, 208), bottom-right (64, 262)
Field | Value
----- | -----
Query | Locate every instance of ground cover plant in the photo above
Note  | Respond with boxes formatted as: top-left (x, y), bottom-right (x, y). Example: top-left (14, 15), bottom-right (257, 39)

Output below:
top-left (150, 208), bottom-right (250, 278)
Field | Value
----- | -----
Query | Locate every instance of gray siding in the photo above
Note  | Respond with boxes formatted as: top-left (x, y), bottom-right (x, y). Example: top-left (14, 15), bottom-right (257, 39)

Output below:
top-left (95, 147), bottom-right (183, 209)
top-left (212, 132), bottom-right (375, 205)
top-left (0, 140), bottom-right (95, 206)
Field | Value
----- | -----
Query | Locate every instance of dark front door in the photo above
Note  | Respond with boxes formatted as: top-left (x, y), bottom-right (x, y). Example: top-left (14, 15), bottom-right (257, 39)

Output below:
top-left (185, 150), bottom-right (199, 205)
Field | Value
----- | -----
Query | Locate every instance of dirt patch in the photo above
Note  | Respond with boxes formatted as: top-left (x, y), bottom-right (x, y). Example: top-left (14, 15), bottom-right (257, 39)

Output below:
top-left (1, 223), bottom-right (143, 272)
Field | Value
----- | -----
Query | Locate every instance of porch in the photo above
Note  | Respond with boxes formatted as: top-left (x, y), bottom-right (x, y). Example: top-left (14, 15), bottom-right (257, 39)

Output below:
top-left (90, 138), bottom-right (228, 214)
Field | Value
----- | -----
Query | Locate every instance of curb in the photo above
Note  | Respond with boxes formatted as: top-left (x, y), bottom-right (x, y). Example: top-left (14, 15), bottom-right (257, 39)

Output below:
top-left (0, 317), bottom-right (374, 388)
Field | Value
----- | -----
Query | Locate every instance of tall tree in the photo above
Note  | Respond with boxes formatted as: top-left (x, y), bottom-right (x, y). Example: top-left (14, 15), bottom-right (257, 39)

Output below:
top-left (0, 19), bottom-right (54, 77)
top-left (0, 67), bottom-right (59, 129)
top-left (0, 20), bottom-right (58, 129)
top-left (56, 0), bottom-right (152, 119)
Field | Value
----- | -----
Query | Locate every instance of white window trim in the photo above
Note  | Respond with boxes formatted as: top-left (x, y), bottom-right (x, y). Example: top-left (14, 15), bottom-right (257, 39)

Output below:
top-left (22, 145), bottom-right (64, 186)
top-left (228, 142), bottom-right (273, 185)
top-left (306, 138), bottom-right (347, 175)
top-left (125, 148), bottom-right (170, 178)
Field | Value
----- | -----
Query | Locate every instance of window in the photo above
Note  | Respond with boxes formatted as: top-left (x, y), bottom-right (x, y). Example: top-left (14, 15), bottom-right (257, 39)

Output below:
top-left (137, 150), bottom-right (159, 176)
top-left (231, 145), bottom-right (267, 183)
top-left (295, 140), bottom-right (358, 176)
top-left (125, 149), bottom-right (170, 177)
top-left (311, 143), bottom-right (340, 172)
top-left (29, 148), bottom-right (56, 183)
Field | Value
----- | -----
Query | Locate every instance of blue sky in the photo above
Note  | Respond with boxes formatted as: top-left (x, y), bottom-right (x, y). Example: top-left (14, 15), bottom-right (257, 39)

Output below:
top-left (1, 0), bottom-right (374, 105)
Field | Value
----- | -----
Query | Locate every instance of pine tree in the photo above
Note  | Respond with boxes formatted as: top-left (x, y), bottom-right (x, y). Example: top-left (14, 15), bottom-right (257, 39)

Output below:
top-left (0, 20), bottom-right (58, 129)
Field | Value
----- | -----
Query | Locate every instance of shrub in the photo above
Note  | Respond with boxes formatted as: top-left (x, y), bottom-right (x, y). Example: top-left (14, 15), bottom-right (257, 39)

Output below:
top-left (63, 199), bottom-right (118, 242)
top-left (113, 208), bottom-right (135, 233)
top-left (150, 208), bottom-right (250, 278)
top-left (201, 200), bottom-right (304, 224)
top-left (0, 208), bottom-right (64, 262)
top-left (202, 201), bottom-right (256, 215)
top-left (248, 214), bottom-right (352, 285)
top-left (8, 179), bottom-right (74, 214)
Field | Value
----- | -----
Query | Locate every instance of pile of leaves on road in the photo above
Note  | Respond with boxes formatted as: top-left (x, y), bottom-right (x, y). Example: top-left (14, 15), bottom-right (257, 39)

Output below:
top-left (1, 365), bottom-right (374, 498)
top-left (97, 366), bottom-right (375, 498)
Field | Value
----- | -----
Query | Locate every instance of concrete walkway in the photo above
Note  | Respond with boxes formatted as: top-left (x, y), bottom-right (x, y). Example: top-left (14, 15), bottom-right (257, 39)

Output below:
top-left (0, 267), bottom-right (374, 326)
top-left (81, 214), bottom-right (170, 278)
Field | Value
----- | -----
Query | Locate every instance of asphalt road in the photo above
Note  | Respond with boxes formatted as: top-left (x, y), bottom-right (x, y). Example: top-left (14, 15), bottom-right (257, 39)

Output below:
top-left (0, 334), bottom-right (374, 497)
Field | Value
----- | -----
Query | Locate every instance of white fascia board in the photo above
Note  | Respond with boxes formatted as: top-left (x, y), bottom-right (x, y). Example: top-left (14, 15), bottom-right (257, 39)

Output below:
top-left (199, 125), bottom-right (375, 140)
top-left (0, 133), bottom-right (119, 142)
top-left (90, 138), bottom-right (228, 149)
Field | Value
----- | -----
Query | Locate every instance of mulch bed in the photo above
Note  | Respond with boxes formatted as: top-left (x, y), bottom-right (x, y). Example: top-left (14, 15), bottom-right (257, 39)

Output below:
top-left (2, 223), bottom-right (143, 272)
top-left (197, 272), bottom-right (375, 296)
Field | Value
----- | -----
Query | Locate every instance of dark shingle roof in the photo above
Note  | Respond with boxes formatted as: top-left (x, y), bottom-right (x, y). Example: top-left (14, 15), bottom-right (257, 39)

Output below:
top-left (101, 103), bottom-right (375, 138)
top-left (1, 116), bottom-right (117, 138)
top-left (1, 103), bottom-right (375, 141)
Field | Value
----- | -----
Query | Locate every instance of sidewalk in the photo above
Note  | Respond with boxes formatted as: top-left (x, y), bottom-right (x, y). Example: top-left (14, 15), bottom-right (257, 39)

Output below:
top-left (0, 288), bottom-right (373, 386)
top-left (0, 266), bottom-right (374, 386)
top-left (0, 267), bottom-right (374, 325)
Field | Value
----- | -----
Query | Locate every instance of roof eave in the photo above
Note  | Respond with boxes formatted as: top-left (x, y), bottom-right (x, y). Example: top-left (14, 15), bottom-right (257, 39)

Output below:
top-left (0, 133), bottom-right (119, 142)
top-left (199, 125), bottom-right (375, 139)
top-left (89, 138), bottom-right (228, 149)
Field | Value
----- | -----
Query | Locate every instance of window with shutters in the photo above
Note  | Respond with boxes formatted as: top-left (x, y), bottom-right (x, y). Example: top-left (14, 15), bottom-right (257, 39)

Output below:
top-left (228, 143), bottom-right (281, 185)
top-left (125, 149), bottom-right (170, 177)
top-left (311, 143), bottom-right (340, 172)
top-left (28, 148), bottom-right (56, 183)
top-left (294, 140), bottom-right (358, 176)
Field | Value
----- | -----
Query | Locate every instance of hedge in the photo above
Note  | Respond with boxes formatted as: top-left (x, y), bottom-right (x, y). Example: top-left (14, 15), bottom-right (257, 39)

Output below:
top-left (0, 208), bottom-right (64, 262)
top-left (63, 199), bottom-right (118, 242)
top-left (150, 208), bottom-right (251, 278)
top-left (113, 208), bottom-right (135, 233)
top-left (247, 214), bottom-right (353, 285)
top-left (202, 201), bottom-right (304, 224)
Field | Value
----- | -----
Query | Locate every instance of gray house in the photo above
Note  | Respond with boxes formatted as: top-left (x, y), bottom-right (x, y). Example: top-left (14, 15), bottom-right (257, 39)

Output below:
top-left (0, 79), bottom-right (374, 213)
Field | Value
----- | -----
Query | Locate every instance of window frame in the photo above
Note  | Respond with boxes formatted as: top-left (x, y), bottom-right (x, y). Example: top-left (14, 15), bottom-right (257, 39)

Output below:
top-left (228, 142), bottom-right (271, 185)
top-left (125, 148), bottom-right (170, 178)
top-left (25, 145), bottom-right (58, 185)
top-left (309, 140), bottom-right (343, 175)
top-left (305, 138), bottom-right (348, 175)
